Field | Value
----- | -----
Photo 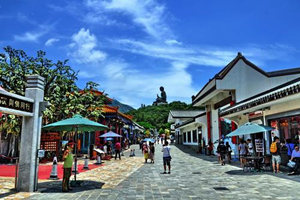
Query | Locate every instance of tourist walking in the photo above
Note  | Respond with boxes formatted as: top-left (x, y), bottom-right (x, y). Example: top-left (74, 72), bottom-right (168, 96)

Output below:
top-left (143, 142), bottom-right (149, 163)
top-left (270, 136), bottom-right (282, 173)
top-left (217, 141), bottom-right (227, 165)
top-left (103, 142), bottom-right (108, 156)
top-left (226, 142), bottom-right (232, 163)
top-left (238, 140), bottom-right (247, 167)
top-left (62, 141), bottom-right (74, 192)
top-left (207, 140), bottom-right (213, 156)
top-left (149, 142), bottom-right (155, 163)
top-left (162, 141), bottom-right (172, 174)
top-left (115, 141), bottom-right (121, 160)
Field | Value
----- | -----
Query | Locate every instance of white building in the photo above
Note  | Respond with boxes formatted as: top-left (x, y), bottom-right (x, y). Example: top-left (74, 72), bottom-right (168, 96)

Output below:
top-left (168, 110), bottom-right (205, 149)
top-left (191, 52), bottom-right (300, 154)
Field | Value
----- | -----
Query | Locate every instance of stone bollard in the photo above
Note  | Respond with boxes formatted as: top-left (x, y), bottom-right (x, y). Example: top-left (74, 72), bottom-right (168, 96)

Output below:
top-left (95, 154), bottom-right (102, 165)
top-left (129, 149), bottom-right (133, 157)
top-left (83, 156), bottom-right (89, 170)
top-left (49, 156), bottom-right (58, 180)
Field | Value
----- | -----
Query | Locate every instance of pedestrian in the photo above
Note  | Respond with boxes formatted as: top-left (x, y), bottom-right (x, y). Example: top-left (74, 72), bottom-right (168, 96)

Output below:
top-left (62, 141), bottom-right (74, 192)
top-left (107, 141), bottom-right (112, 155)
top-left (143, 142), bottom-right (149, 163)
top-left (217, 141), bottom-right (227, 165)
top-left (285, 139), bottom-right (295, 159)
top-left (162, 141), bottom-right (171, 174)
top-left (288, 146), bottom-right (300, 175)
top-left (294, 130), bottom-right (300, 147)
top-left (103, 142), bottom-right (108, 156)
top-left (238, 140), bottom-right (247, 167)
top-left (149, 142), bottom-right (155, 163)
top-left (207, 140), bottom-right (213, 156)
top-left (270, 136), bottom-right (282, 173)
top-left (225, 142), bottom-right (232, 163)
top-left (115, 141), bottom-right (121, 160)
top-left (247, 139), bottom-right (254, 156)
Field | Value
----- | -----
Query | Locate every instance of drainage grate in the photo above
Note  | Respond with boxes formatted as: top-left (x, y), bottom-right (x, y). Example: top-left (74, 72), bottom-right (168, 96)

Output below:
top-left (192, 172), bottom-right (201, 174)
top-left (213, 187), bottom-right (229, 191)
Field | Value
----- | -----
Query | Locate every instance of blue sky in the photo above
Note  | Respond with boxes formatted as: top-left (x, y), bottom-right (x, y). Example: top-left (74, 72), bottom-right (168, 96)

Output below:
top-left (1, 0), bottom-right (300, 108)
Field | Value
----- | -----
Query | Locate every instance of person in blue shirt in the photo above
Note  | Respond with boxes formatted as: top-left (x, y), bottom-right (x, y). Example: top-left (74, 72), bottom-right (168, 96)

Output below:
top-left (288, 146), bottom-right (300, 175)
top-left (285, 139), bottom-right (295, 159)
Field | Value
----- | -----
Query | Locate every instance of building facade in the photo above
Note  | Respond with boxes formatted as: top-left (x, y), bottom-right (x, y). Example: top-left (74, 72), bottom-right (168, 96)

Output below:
top-left (190, 52), bottom-right (300, 154)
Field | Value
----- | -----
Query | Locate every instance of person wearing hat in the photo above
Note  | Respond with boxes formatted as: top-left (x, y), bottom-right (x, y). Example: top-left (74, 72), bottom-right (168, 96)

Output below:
top-left (62, 141), bottom-right (74, 192)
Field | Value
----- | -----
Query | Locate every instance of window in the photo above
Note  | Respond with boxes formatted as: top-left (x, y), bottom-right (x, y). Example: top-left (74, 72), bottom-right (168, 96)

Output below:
top-left (187, 131), bottom-right (191, 143)
top-left (193, 130), bottom-right (197, 143)
top-left (183, 132), bottom-right (186, 143)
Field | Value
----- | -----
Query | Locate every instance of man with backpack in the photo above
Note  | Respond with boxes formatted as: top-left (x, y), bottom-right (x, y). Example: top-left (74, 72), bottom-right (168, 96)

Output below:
top-left (270, 137), bottom-right (281, 173)
top-left (217, 141), bottom-right (227, 165)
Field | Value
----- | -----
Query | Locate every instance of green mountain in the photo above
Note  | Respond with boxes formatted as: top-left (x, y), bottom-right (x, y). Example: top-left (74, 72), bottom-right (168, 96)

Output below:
top-left (127, 101), bottom-right (203, 130)
top-left (110, 99), bottom-right (135, 113)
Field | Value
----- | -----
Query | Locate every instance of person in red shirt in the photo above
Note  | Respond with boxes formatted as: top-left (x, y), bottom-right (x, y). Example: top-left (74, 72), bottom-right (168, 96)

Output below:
top-left (115, 142), bottom-right (121, 160)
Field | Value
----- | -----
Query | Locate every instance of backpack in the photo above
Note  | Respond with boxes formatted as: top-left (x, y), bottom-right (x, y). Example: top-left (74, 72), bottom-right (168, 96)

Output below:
top-left (270, 142), bottom-right (277, 153)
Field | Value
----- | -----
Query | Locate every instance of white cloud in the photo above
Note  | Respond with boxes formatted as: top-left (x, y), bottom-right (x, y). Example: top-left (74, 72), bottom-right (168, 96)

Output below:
top-left (14, 24), bottom-right (53, 43)
top-left (14, 31), bottom-right (45, 42)
top-left (86, 59), bottom-right (196, 108)
top-left (69, 28), bottom-right (107, 64)
top-left (85, 0), bottom-right (173, 40)
top-left (111, 39), bottom-right (235, 67)
top-left (165, 39), bottom-right (182, 46)
top-left (45, 38), bottom-right (60, 46)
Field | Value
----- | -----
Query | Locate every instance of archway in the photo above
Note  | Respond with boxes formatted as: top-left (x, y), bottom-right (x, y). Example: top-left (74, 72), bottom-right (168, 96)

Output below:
top-left (0, 75), bottom-right (46, 192)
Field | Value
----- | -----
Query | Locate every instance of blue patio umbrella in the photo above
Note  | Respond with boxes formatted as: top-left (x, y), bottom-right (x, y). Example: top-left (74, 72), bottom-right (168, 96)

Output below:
top-left (142, 138), bottom-right (155, 143)
top-left (226, 122), bottom-right (274, 137)
top-left (100, 131), bottom-right (122, 138)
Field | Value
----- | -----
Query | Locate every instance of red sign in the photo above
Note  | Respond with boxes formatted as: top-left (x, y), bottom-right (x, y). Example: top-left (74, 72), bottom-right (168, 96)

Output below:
top-left (41, 132), bottom-right (60, 141)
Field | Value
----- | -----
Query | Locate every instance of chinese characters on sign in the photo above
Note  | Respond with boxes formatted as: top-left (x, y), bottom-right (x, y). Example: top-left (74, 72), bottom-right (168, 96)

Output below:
top-left (255, 139), bottom-right (264, 153)
top-left (0, 93), bottom-right (33, 113)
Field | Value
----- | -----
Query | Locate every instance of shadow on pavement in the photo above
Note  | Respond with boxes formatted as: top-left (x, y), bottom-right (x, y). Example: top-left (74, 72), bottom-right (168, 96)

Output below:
top-left (38, 180), bottom-right (105, 193)
top-left (226, 170), bottom-right (266, 176)
top-left (0, 189), bottom-right (16, 199)
top-left (175, 144), bottom-right (300, 182)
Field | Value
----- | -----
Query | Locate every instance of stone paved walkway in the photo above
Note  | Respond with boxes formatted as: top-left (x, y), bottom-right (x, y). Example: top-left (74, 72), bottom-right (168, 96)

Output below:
top-left (3, 144), bottom-right (300, 199)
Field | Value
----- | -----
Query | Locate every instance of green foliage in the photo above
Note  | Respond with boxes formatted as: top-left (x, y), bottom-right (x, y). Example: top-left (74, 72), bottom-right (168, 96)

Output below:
top-left (127, 101), bottom-right (203, 130)
top-left (0, 46), bottom-right (105, 135)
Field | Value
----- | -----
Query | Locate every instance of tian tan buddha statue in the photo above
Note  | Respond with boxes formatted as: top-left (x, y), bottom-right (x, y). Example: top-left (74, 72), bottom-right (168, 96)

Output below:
top-left (153, 86), bottom-right (167, 105)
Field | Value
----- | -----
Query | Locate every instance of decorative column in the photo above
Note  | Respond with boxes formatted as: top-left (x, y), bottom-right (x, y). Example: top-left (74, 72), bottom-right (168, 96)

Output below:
top-left (18, 75), bottom-right (44, 192)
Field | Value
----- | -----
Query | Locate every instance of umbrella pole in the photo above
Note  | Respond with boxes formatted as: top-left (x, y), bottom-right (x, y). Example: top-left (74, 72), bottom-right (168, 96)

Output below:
top-left (74, 127), bottom-right (78, 182)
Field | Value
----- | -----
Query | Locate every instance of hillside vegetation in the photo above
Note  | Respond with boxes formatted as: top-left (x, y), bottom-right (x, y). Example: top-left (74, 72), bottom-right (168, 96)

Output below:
top-left (127, 101), bottom-right (203, 131)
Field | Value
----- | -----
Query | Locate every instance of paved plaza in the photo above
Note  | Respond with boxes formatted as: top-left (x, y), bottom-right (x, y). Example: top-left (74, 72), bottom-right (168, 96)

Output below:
top-left (2, 144), bottom-right (300, 199)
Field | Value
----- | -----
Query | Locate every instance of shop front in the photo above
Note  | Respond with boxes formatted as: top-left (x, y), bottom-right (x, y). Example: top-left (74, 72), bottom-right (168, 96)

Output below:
top-left (267, 110), bottom-right (300, 143)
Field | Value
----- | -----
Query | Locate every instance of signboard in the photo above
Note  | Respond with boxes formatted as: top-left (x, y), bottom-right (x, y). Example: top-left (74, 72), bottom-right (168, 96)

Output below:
top-left (41, 132), bottom-right (60, 141)
top-left (255, 139), bottom-right (264, 153)
top-left (0, 92), bottom-right (33, 113)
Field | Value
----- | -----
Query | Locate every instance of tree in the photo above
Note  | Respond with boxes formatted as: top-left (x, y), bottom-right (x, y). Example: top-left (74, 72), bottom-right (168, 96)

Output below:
top-left (0, 46), bottom-right (105, 156)
top-left (127, 101), bottom-right (203, 131)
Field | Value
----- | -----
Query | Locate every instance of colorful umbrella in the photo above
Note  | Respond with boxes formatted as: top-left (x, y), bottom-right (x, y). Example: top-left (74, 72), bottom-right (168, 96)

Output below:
top-left (100, 131), bottom-right (122, 138)
top-left (226, 122), bottom-right (274, 137)
top-left (43, 114), bottom-right (108, 183)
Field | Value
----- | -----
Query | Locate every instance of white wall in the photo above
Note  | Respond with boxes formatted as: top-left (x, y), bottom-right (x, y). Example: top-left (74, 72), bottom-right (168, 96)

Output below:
top-left (217, 60), bottom-right (300, 102)
top-left (195, 115), bottom-right (208, 145)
